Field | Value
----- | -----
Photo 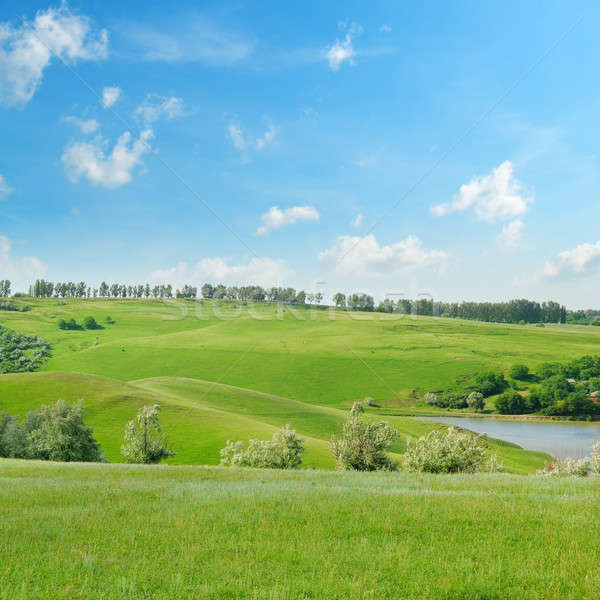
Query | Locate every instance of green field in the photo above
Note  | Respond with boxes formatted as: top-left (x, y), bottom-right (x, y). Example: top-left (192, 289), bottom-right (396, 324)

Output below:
top-left (2, 459), bottom-right (599, 599)
top-left (0, 297), bottom-right (581, 472)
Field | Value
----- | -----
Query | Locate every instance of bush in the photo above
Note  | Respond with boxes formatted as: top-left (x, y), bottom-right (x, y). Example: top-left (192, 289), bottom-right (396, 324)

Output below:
top-left (509, 364), bottom-right (530, 380)
top-left (0, 401), bottom-right (105, 462)
top-left (495, 390), bottom-right (529, 414)
top-left (424, 392), bottom-right (438, 406)
top-left (466, 391), bottom-right (485, 412)
top-left (403, 427), bottom-right (501, 474)
top-left (475, 371), bottom-right (508, 397)
top-left (0, 325), bottom-right (51, 373)
top-left (330, 402), bottom-right (398, 471)
top-left (57, 318), bottom-right (82, 331)
top-left (592, 442), bottom-right (600, 475)
top-left (220, 425), bottom-right (304, 469)
top-left (121, 404), bottom-right (174, 464)
top-left (27, 400), bottom-right (105, 462)
top-left (83, 316), bottom-right (100, 330)
top-left (540, 457), bottom-right (590, 477)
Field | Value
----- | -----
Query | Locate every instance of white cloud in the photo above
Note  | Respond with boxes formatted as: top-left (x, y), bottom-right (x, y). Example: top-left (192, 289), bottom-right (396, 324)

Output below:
top-left (351, 213), bottom-right (363, 228)
top-left (228, 122), bottom-right (246, 150)
top-left (122, 18), bottom-right (254, 65)
top-left (318, 234), bottom-right (448, 277)
top-left (327, 23), bottom-right (362, 71)
top-left (256, 205), bottom-right (320, 236)
top-left (150, 256), bottom-right (292, 288)
top-left (62, 115), bottom-right (99, 134)
top-left (255, 123), bottom-right (278, 150)
top-left (0, 174), bottom-right (14, 199)
top-left (0, 5), bottom-right (108, 107)
top-left (61, 129), bottom-right (153, 188)
top-left (497, 219), bottom-right (524, 251)
top-left (0, 235), bottom-right (46, 290)
top-left (134, 94), bottom-right (185, 124)
top-left (432, 161), bottom-right (532, 223)
top-left (101, 86), bottom-right (121, 108)
top-left (228, 120), bottom-right (278, 152)
top-left (541, 241), bottom-right (600, 280)
top-left (380, 24), bottom-right (392, 33)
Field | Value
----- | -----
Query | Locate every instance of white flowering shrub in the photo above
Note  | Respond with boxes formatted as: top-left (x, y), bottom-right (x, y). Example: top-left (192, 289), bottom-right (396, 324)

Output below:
top-left (466, 391), bottom-right (485, 412)
top-left (592, 442), bottom-right (600, 475)
top-left (540, 457), bottom-right (590, 477)
top-left (330, 402), bottom-right (398, 471)
top-left (220, 425), bottom-right (304, 469)
top-left (424, 392), bottom-right (438, 406)
top-left (403, 427), bottom-right (501, 474)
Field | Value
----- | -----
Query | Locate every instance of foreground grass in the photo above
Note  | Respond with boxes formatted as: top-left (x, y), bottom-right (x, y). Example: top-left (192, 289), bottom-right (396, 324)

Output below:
top-left (1, 460), bottom-right (599, 599)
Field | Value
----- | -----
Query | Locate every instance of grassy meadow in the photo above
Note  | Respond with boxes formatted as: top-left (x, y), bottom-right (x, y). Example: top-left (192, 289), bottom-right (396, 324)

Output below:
top-left (2, 459), bottom-right (600, 599)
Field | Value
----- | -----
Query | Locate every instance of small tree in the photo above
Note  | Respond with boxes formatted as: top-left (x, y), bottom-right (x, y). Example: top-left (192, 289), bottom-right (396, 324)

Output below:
top-left (330, 402), bottom-right (398, 471)
top-left (403, 427), bottom-right (500, 474)
top-left (220, 425), bottom-right (304, 469)
top-left (121, 404), bottom-right (174, 464)
top-left (27, 400), bottom-right (105, 462)
top-left (466, 391), bottom-right (485, 412)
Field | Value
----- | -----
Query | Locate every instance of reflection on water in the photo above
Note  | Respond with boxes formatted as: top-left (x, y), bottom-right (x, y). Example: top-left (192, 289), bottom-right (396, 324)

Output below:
top-left (421, 416), bottom-right (600, 457)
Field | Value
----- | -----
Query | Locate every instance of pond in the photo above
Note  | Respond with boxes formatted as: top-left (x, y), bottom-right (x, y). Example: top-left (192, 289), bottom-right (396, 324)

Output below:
top-left (422, 416), bottom-right (600, 457)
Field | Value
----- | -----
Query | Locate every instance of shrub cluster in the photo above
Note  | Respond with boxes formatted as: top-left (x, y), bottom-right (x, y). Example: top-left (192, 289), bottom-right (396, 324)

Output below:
top-left (0, 400), bottom-right (104, 462)
top-left (0, 301), bottom-right (30, 312)
top-left (57, 316), bottom-right (102, 330)
top-left (220, 425), bottom-right (304, 469)
top-left (540, 457), bottom-right (591, 477)
top-left (0, 325), bottom-right (50, 373)
top-left (403, 427), bottom-right (501, 474)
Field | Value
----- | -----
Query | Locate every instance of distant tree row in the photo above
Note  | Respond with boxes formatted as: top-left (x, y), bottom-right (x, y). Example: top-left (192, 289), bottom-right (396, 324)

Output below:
top-left (28, 280), bottom-right (318, 304)
top-left (356, 297), bottom-right (568, 324)
top-left (200, 284), bottom-right (315, 304)
top-left (0, 280), bottom-right (10, 297)
top-left (31, 280), bottom-right (181, 299)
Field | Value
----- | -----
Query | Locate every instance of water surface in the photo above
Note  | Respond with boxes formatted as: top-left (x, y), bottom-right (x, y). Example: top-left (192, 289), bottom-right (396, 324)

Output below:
top-left (422, 416), bottom-right (600, 457)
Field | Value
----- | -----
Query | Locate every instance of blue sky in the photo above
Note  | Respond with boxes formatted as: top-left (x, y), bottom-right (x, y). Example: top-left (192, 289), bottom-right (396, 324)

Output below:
top-left (1, 0), bottom-right (599, 307)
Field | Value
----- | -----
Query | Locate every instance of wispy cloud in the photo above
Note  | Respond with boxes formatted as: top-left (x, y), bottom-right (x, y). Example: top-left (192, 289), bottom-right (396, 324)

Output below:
top-left (150, 256), bottom-right (292, 288)
top-left (0, 174), bottom-right (14, 199)
top-left (0, 235), bottom-right (46, 290)
top-left (61, 129), bottom-right (153, 189)
top-left (497, 219), bottom-right (524, 251)
top-left (135, 94), bottom-right (185, 124)
top-left (120, 17), bottom-right (254, 65)
top-left (62, 115), bottom-right (99, 134)
top-left (351, 213), bottom-right (363, 228)
top-left (327, 22), bottom-right (362, 71)
top-left (0, 4), bottom-right (107, 107)
top-left (228, 120), bottom-right (278, 152)
top-left (256, 205), bottom-right (320, 236)
top-left (102, 86), bottom-right (122, 108)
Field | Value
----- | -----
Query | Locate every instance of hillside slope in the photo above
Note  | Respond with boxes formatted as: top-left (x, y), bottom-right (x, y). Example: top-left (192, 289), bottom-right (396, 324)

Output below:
top-left (2, 298), bottom-right (600, 409)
